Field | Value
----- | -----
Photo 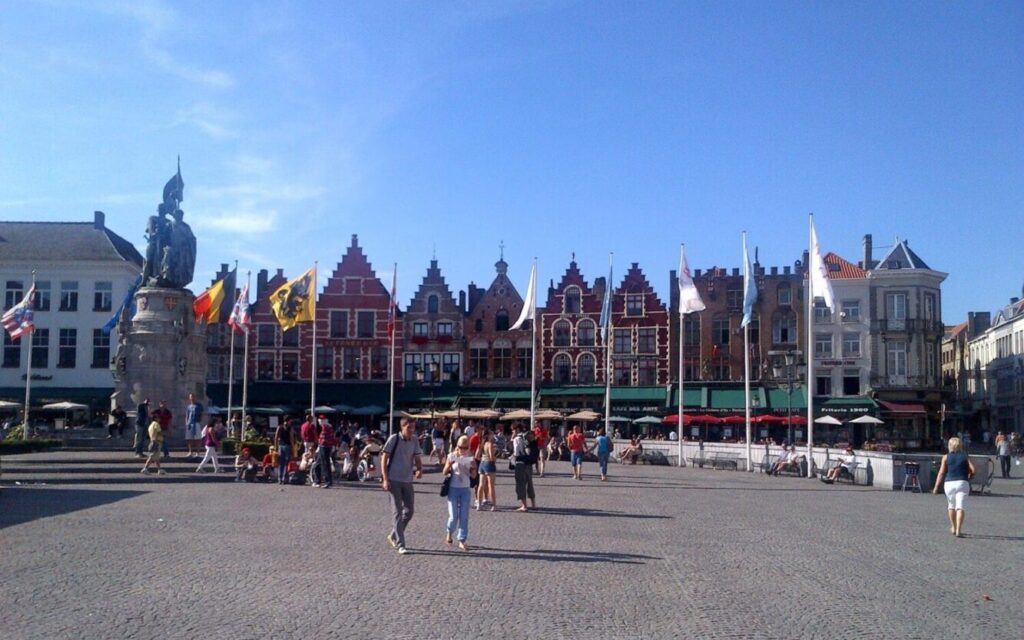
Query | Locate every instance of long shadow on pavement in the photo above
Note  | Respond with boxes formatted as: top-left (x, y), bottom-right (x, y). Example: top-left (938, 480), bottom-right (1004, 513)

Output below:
top-left (408, 545), bottom-right (659, 564)
top-left (0, 487), bottom-right (147, 530)
top-left (963, 533), bottom-right (1024, 541)
top-left (524, 506), bottom-right (671, 519)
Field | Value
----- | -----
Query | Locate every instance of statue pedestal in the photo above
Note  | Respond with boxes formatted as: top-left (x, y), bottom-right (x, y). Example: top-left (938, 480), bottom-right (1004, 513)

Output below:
top-left (111, 287), bottom-right (209, 444)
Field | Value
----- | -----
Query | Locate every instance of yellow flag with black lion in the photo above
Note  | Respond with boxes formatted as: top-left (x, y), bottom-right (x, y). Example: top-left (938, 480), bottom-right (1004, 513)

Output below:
top-left (270, 266), bottom-right (316, 330)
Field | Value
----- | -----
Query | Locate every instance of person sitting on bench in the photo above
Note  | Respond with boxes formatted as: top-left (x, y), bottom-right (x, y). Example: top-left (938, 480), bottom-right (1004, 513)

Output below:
top-left (826, 447), bottom-right (858, 482)
top-left (771, 445), bottom-right (800, 475)
top-left (235, 448), bottom-right (259, 482)
top-left (619, 437), bottom-right (643, 464)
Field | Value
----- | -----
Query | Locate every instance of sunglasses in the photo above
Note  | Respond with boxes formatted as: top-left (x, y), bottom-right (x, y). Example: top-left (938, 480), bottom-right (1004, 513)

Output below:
top-left (458, 445), bottom-right (469, 449)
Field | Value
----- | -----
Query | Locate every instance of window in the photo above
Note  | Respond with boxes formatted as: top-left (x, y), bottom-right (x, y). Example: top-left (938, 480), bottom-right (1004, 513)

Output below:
top-left (59, 281), bottom-right (78, 311)
top-left (842, 370), bottom-right (859, 396)
top-left (564, 287), bottom-right (581, 314)
top-left (257, 353), bottom-right (275, 380)
top-left (282, 353), bottom-right (298, 380)
top-left (614, 328), bottom-right (630, 354)
top-left (5, 281), bottom-right (23, 309)
top-left (773, 312), bottom-right (797, 344)
top-left (777, 285), bottom-right (791, 305)
top-left (578, 353), bottom-right (595, 383)
top-left (94, 281), bottom-right (112, 312)
top-left (614, 359), bottom-right (631, 385)
top-left (405, 353), bottom-right (422, 381)
top-left (554, 354), bottom-right (571, 383)
top-left (31, 328), bottom-right (49, 368)
top-left (3, 332), bottom-right (21, 368)
top-left (815, 373), bottom-right (832, 396)
top-left (923, 293), bottom-right (936, 320)
top-left (683, 315), bottom-right (700, 346)
top-left (493, 343), bottom-right (512, 379)
top-left (343, 347), bottom-right (360, 379)
top-left (577, 320), bottom-right (595, 346)
top-left (638, 358), bottom-right (657, 385)
top-left (317, 347), bottom-right (335, 379)
top-left (471, 348), bottom-right (488, 379)
top-left (281, 327), bottom-right (298, 347)
top-left (516, 347), bottom-right (532, 379)
top-left (371, 347), bottom-right (389, 379)
top-left (553, 320), bottom-right (571, 347)
top-left (442, 353), bottom-right (461, 382)
top-left (842, 333), bottom-right (861, 357)
top-left (747, 315), bottom-right (760, 344)
top-left (887, 340), bottom-right (907, 384)
top-left (712, 361), bottom-right (730, 381)
top-left (626, 294), bottom-right (643, 317)
top-left (423, 353), bottom-right (441, 382)
top-left (91, 329), bottom-right (109, 368)
top-left (886, 293), bottom-right (907, 329)
top-left (437, 322), bottom-right (453, 337)
top-left (726, 287), bottom-right (743, 309)
top-left (413, 322), bottom-right (428, 337)
top-left (357, 311), bottom-right (374, 338)
top-left (427, 295), bottom-right (439, 314)
top-left (926, 342), bottom-right (936, 385)
top-left (637, 328), bottom-right (656, 354)
top-left (713, 319), bottom-right (730, 345)
top-left (841, 300), bottom-right (860, 323)
top-left (35, 281), bottom-right (51, 311)
top-left (330, 311), bottom-right (348, 338)
top-left (495, 310), bottom-right (509, 331)
top-left (813, 305), bottom-right (831, 324)
top-left (257, 324), bottom-right (276, 347)
top-left (206, 354), bottom-right (225, 382)
top-left (814, 334), bottom-right (832, 358)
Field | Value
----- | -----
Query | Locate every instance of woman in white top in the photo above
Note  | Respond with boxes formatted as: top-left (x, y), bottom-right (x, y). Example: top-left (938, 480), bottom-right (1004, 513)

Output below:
top-left (443, 435), bottom-right (478, 551)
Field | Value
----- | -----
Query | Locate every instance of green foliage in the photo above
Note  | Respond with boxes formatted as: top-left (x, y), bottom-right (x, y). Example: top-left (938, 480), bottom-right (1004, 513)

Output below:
top-left (0, 438), bottom-right (62, 454)
top-left (221, 438), bottom-right (271, 458)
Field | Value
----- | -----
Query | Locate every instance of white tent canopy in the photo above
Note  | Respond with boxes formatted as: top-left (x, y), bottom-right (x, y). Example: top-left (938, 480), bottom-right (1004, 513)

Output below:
top-left (849, 414), bottom-right (884, 424)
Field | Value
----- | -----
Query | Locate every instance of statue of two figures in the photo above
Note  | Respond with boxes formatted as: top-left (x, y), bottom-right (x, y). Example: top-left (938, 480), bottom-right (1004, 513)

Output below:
top-left (143, 160), bottom-right (196, 289)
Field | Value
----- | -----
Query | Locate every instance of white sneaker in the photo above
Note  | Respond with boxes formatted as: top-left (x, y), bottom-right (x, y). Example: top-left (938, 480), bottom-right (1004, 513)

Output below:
top-left (474, 500), bottom-right (480, 509)
top-left (397, 546), bottom-right (409, 555)
top-left (141, 468), bottom-right (150, 474)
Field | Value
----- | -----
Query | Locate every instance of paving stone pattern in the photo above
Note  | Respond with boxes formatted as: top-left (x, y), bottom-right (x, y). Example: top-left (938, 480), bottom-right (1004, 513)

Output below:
top-left (2, 456), bottom-right (1022, 639)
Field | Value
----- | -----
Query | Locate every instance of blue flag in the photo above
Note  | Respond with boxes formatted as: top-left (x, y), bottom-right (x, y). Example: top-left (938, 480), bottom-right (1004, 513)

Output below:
top-left (599, 262), bottom-right (613, 342)
top-left (102, 273), bottom-right (143, 335)
top-left (741, 234), bottom-right (757, 328)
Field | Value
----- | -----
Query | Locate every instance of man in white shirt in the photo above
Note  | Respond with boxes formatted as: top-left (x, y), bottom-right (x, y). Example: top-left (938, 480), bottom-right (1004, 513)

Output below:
top-left (770, 447), bottom-right (793, 475)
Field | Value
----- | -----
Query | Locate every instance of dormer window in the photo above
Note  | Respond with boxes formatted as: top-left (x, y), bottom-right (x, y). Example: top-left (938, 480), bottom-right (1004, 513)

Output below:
top-left (564, 286), bottom-right (581, 314)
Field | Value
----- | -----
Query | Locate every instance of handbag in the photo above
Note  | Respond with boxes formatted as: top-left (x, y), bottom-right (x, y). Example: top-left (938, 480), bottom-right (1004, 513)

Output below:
top-left (440, 474), bottom-right (451, 497)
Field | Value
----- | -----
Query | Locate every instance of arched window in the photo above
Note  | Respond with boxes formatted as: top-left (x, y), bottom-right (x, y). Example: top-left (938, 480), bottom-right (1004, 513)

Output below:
top-left (564, 286), bottom-right (581, 314)
top-left (553, 319), bottom-right (571, 347)
top-left (577, 319), bottom-right (595, 346)
top-left (554, 353), bottom-right (571, 384)
top-left (427, 295), bottom-right (439, 314)
top-left (577, 353), bottom-right (595, 384)
top-left (496, 309), bottom-right (510, 331)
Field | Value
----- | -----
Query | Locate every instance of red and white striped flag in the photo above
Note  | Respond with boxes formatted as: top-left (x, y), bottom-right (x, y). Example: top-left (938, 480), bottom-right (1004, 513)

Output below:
top-left (2, 285), bottom-right (36, 341)
top-left (228, 281), bottom-right (251, 334)
top-left (387, 267), bottom-right (398, 339)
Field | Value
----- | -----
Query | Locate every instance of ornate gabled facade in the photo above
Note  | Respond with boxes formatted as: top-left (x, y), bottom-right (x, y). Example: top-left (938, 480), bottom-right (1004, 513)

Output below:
top-left (540, 260), bottom-right (607, 385)
top-left (403, 259), bottom-right (463, 383)
top-left (250, 268), bottom-right (293, 382)
top-left (964, 295), bottom-right (1024, 435)
top-left (464, 256), bottom-right (531, 385)
top-left (609, 263), bottom-right (670, 386)
top-left (807, 252), bottom-right (870, 399)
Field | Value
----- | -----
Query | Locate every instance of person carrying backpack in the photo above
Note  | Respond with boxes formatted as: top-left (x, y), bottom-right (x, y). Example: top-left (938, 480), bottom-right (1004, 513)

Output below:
top-left (512, 424), bottom-right (537, 512)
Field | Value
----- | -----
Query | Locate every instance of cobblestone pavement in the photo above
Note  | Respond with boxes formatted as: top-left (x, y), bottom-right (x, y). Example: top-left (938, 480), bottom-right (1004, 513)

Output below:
top-left (2, 459), bottom-right (1022, 639)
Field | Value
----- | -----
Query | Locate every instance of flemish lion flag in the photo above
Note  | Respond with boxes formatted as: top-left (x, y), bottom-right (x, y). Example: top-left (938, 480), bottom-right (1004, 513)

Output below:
top-left (270, 266), bottom-right (316, 331)
top-left (193, 270), bottom-right (236, 323)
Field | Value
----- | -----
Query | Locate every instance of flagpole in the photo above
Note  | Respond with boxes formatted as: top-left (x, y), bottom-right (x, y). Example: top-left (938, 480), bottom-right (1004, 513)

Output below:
top-left (806, 214), bottom-right (815, 478)
top-left (310, 261), bottom-right (318, 419)
top-left (604, 253), bottom-right (612, 441)
top-left (388, 263), bottom-right (397, 437)
top-left (677, 247), bottom-right (685, 467)
top-left (226, 261), bottom-right (238, 439)
top-left (742, 233), bottom-right (753, 472)
top-left (241, 271), bottom-right (251, 438)
top-left (22, 270), bottom-right (36, 437)
top-left (529, 259), bottom-right (537, 433)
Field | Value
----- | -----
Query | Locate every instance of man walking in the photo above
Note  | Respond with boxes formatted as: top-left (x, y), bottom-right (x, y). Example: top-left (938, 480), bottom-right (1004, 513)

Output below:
top-left (381, 418), bottom-right (423, 555)
top-left (151, 400), bottom-right (173, 459)
top-left (567, 424), bottom-right (589, 480)
top-left (315, 418), bottom-right (339, 489)
top-left (184, 393), bottom-right (204, 460)
top-left (133, 399), bottom-right (150, 457)
top-left (995, 431), bottom-right (1011, 479)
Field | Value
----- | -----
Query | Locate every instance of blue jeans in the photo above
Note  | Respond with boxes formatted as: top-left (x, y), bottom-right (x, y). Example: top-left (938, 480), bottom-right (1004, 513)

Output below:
top-left (598, 453), bottom-right (609, 477)
top-left (446, 486), bottom-right (472, 542)
top-left (277, 445), bottom-right (290, 482)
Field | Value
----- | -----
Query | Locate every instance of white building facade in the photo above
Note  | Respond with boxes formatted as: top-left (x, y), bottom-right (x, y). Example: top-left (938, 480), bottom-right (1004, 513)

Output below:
top-left (966, 296), bottom-right (1024, 434)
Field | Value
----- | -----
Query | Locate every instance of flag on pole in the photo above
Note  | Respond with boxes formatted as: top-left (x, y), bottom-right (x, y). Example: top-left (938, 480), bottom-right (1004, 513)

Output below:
top-left (2, 285), bottom-right (36, 341)
top-left (269, 266), bottom-right (317, 330)
top-left (678, 245), bottom-right (705, 315)
top-left (387, 267), bottom-right (398, 339)
top-left (741, 234), bottom-right (758, 328)
top-left (810, 220), bottom-right (836, 311)
top-left (193, 269), bottom-right (236, 323)
top-left (102, 273), bottom-right (143, 335)
top-left (510, 261), bottom-right (536, 331)
top-left (228, 280), bottom-right (251, 334)
top-left (599, 261), bottom-right (613, 343)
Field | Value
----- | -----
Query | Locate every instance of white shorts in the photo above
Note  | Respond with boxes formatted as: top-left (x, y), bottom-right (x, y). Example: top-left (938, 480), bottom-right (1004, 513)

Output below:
top-left (433, 438), bottom-right (444, 453)
top-left (185, 423), bottom-right (201, 440)
top-left (944, 480), bottom-right (969, 510)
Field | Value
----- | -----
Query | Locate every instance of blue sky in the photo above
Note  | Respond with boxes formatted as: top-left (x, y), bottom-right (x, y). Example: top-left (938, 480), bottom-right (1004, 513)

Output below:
top-left (2, 1), bottom-right (1021, 321)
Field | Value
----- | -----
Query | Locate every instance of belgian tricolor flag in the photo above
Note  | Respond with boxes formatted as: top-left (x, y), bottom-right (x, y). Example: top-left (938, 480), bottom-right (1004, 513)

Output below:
top-left (193, 269), bottom-right (237, 323)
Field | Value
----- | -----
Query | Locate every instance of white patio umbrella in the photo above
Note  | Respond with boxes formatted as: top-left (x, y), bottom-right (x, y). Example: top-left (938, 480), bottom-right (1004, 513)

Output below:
top-left (0, 400), bottom-right (22, 410)
top-left (849, 414), bottom-right (884, 424)
top-left (813, 415), bottom-right (843, 426)
top-left (41, 401), bottom-right (89, 411)
top-left (499, 409), bottom-right (532, 421)
top-left (566, 410), bottom-right (601, 422)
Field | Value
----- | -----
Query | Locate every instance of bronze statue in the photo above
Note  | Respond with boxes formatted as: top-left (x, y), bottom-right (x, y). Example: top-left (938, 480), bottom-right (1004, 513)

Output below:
top-left (143, 159), bottom-right (196, 288)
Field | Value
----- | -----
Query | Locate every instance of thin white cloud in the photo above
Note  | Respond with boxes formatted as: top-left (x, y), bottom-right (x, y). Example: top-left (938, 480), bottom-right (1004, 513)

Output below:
top-left (192, 205), bottom-right (279, 235)
top-left (173, 103), bottom-right (238, 140)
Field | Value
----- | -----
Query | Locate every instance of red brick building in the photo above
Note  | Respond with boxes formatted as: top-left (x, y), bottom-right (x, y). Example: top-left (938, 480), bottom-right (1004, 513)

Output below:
top-left (539, 260), bottom-right (607, 385)
top-left (464, 255), bottom-right (532, 385)
top-left (609, 263), bottom-right (670, 386)
top-left (402, 259), bottom-right (463, 383)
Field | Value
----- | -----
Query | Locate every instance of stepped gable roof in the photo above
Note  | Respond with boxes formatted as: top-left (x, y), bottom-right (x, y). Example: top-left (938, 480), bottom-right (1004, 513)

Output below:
top-left (408, 259), bottom-right (458, 310)
top-left (874, 239), bottom-right (930, 271)
top-left (323, 234), bottom-right (388, 296)
top-left (617, 262), bottom-right (666, 309)
top-left (0, 220), bottom-right (143, 266)
top-left (553, 260), bottom-right (590, 293)
top-left (824, 252), bottom-right (866, 279)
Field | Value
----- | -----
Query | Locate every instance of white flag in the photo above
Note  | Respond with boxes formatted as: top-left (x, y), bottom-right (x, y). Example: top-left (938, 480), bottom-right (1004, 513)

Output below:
top-left (678, 244), bottom-right (705, 315)
top-left (810, 220), bottom-right (836, 311)
top-left (510, 261), bottom-right (536, 331)
top-left (741, 234), bottom-right (758, 328)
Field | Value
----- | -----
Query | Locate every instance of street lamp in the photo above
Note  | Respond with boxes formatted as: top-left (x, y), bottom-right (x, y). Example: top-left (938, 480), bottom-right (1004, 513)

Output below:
top-left (770, 350), bottom-right (805, 445)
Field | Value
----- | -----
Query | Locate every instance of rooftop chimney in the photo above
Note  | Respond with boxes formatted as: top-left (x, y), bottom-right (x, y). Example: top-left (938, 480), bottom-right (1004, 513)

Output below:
top-left (863, 234), bottom-right (873, 270)
top-left (93, 211), bottom-right (105, 229)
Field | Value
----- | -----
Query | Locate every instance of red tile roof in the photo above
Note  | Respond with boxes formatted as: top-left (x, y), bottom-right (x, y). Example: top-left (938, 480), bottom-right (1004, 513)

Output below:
top-left (823, 253), bottom-right (866, 280)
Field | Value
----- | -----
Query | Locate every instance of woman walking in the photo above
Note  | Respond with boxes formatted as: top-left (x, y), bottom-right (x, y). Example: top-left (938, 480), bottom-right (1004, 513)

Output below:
top-left (274, 419), bottom-right (292, 485)
top-left (443, 435), bottom-right (478, 551)
top-left (475, 428), bottom-right (498, 511)
top-left (195, 420), bottom-right (222, 473)
top-left (932, 436), bottom-right (976, 538)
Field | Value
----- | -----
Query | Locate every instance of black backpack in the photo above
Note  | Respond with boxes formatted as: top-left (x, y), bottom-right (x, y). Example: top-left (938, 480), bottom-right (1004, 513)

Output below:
top-left (522, 439), bottom-right (538, 465)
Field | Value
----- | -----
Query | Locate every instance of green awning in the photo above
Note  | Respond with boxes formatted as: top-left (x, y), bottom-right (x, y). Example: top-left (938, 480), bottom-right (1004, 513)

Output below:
top-left (0, 387), bottom-right (113, 406)
top-left (610, 387), bottom-right (667, 403)
top-left (820, 396), bottom-right (878, 415)
top-left (708, 387), bottom-right (766, 411)
top-left (396, 386), bottom-right (459, 405)
top-left (540, 386), bottom-right (606, 397)
top-left (668, 387), bottom-right (704, 408)
top-left (455, 388), bottom-right (533, 408)
top-left (765, 386), bottom-right (807, 411)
